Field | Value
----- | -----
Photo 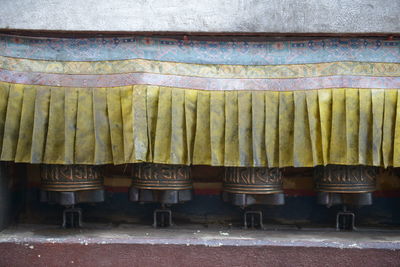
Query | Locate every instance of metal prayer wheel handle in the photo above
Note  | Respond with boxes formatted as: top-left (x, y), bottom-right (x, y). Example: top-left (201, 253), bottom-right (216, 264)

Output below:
top-left (153, 208), bottom-right (173, 228)
top-left (40, 165), bottom-right (104, 192)
top-left (62, 207), bottom-right (83, 229)
top-left (336, 206), bottom-right (356, 231)
top-left (223, 167), bottom-right (283, 195)
top-left (314, 165), bottom-right (377, 194)
top-left (243, 210), bottom-right (264, 230)
top-left (131, 163), bottom-right (192, 191)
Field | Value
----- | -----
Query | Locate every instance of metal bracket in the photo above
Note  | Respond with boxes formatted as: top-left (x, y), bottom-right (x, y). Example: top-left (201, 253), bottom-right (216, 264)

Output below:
top-left (336, 210), bottom-right (356, 231)
top-left (244, 210), bottom-right (264, 230)
top-left (62, 207), bottom-right (83, 229)
top-left (153, 209), bottom-right (173, 228)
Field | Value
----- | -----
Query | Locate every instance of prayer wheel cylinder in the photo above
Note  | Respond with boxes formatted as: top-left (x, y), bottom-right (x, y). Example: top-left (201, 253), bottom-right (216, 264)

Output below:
top-left (129, 163), bottom-right (193, 204)
top-left (40, 165), bottom-right (105, 206)
top-left (41, 165), bottom-right (103, 192)
top-left (222, 167), bottom-right (284, 207)
top-left (131, 163), bottom-right (192, 190)
top-left (314, 165), bottom-right (378, 206)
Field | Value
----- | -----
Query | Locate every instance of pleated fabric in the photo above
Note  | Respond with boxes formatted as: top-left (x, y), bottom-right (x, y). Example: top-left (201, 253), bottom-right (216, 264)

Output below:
top-left (0, 82), bottom-right (398, 168)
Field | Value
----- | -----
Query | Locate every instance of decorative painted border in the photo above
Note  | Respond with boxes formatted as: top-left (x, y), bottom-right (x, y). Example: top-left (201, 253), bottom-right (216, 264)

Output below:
top-left (1, 72), bottom-right (399, 91)
top-left (1, 35), bottom-right (399, 64)
top-left (1, 56), bottom-right (399, 78)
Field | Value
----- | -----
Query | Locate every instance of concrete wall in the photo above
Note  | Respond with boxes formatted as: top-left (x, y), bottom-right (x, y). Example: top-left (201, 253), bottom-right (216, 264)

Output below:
top-left (0, 0), bottom-right (399, 34)
top-left (0, 164), bottom-right (11, 231)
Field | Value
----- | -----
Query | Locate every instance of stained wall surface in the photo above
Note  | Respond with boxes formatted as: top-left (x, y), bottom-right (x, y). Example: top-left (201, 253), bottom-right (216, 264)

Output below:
top-left (0, 0), bottom-right (399, 34)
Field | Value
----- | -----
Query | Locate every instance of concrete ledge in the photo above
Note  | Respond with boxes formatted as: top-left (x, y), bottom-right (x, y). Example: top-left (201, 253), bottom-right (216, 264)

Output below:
top-left (1, 225), bottom-right (400, 266)
top-left (0, 0), bottom-right (399, 34)
top-left (1, 224), bottom-right (400, 248)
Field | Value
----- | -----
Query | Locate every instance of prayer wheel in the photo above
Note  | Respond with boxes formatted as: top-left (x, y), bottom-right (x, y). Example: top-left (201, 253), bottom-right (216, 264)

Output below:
top-left (314, 165), bottom-right (378, 230)
top-left (40, 164), bottom-right (105, 205)
top-left (129, 163), bottom-right (193, 227)
top-left (129, 163), bottom-right (193, 204)
top-left (41, 164), bottom-right (104, 192)
top-left (222, 167), bottom-right (284, 207)
top-left (314, 165), bottom-right (377, 207)
top-left (40, 164), bottom-right (105, 228)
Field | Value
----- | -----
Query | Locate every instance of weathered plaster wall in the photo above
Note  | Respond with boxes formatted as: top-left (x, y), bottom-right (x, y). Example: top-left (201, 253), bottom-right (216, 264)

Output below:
top-left (0, 0), bottom-right (399, 33)
top-left (0, 164), bottom-right (11, 230)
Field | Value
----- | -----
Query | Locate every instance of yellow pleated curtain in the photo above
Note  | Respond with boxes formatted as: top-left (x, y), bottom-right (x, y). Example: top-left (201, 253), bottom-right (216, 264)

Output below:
top-left (0, 82), bottom-right (398, 168)
top-left (1, 36), bottom-right (399, 168)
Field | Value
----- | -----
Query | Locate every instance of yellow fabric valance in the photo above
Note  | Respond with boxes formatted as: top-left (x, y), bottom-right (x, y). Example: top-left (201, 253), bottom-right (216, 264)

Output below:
top-left (0, 82), bottom-right (398, 168)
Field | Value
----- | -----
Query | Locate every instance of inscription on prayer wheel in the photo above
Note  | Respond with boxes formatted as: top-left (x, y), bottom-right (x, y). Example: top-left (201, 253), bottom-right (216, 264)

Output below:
top-left (223, 167), bottom-right (283, 194)
top-left (131, 163), bottom-right (192, 190)
top-left (41, 165), bottom-right (103, 192)
top-left (315, 165), bottom-right (377, 193)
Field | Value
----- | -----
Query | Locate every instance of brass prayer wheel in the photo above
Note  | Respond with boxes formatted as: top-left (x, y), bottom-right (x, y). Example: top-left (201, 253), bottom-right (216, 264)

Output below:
top-left (223, 167), bottom-right (283, 195)
top-left (41, 164), bottom-right (103, 192)
top-left (129, 163), bottom-right (193, 205)
top-left (131, 163), bottom-right (192, 191)
top-left (129, 163), bottom-right (193, 221)
top-left (222, 167), bottom-right (284, 207)
top-left (315, 165), bottom-right (377, 194)
top-left (40, 164), bottom-right (105, 227)
top-left (314, 165), bottom-right (378, 207)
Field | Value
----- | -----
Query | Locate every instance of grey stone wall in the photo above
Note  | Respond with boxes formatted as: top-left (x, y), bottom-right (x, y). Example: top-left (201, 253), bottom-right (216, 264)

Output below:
top-left (0, 163), bottom-right (11, 231)
top-left (0, 0), bottom-right (399, 34)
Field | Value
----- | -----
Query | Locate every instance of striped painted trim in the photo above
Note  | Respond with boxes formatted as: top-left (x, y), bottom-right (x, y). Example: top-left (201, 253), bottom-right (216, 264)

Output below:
top-left (1, 35), bottom-right (399, 64)
top-left (0, 70), bottom-right (399, 90)
top-left (1, 57), bottom-right (400, 78)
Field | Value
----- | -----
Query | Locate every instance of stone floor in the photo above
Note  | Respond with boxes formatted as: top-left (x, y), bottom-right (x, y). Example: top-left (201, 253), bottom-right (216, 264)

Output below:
top-left (1, 224), bottom-right (400, 266)
top-left (1, 223), bottom-right (400, 249)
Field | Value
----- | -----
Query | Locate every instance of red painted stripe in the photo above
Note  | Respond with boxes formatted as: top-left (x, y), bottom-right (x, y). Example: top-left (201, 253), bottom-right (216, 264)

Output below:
top-left (284, 189), bottom-right (317, 197)
top-left (194, 188), bottom-right (221, 195)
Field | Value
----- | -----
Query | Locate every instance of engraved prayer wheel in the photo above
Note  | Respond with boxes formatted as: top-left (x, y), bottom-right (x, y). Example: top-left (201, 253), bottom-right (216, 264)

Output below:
top-left (40, 164), bottom-right (105, 207)
top-left (315, 165), bottom-right (377, 193)
top-left (131, 163), bottom-right (192, 190)
top-left (40, 164), bottom-right (105, 227)
top-left (222, 167), bottom-right (284, 207)
top-left (314, 165), bottom-right (378, 206)
top-left (41, 164), bottom-right (104, 192)
top-left (129, 163), bottom-right (193, 204)
top-left (223, 167), bottom-right (283, 194)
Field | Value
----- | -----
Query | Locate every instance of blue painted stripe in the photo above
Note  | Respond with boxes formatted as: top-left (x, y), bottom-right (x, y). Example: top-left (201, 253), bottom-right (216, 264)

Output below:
top-left (0, 35), bottom-right (399, 64)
